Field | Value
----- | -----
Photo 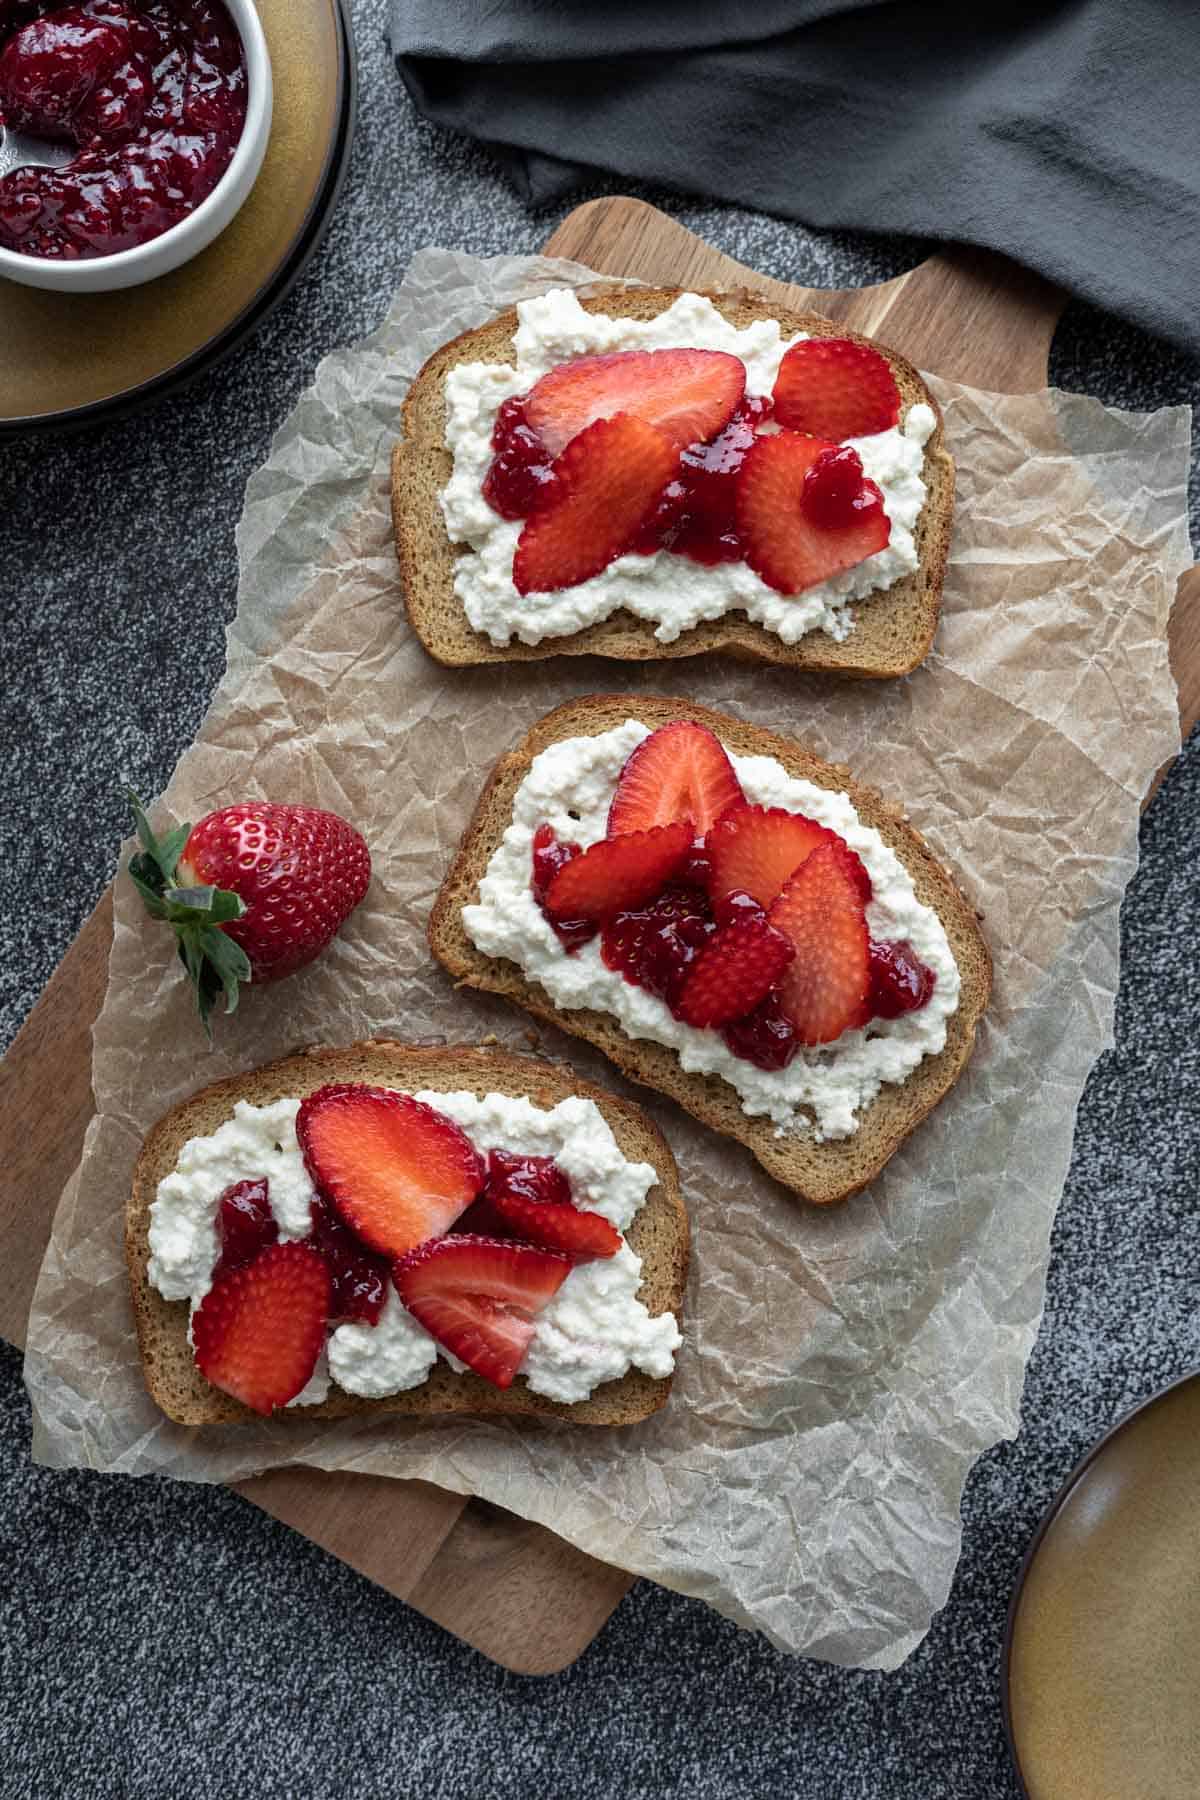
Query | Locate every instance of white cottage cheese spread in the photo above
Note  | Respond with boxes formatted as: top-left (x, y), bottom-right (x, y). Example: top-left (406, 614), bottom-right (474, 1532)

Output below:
top-left (462, 721), bottom-right (961, 1141)
top-left (438, 289), bottom-right (936, 648)
top-left (148, 1090), bottom-right (680, 1408)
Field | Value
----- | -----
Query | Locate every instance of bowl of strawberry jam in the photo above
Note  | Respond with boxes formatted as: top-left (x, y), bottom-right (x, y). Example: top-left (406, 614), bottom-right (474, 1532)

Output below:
top-left (0, 0), bottom-right (271, 290)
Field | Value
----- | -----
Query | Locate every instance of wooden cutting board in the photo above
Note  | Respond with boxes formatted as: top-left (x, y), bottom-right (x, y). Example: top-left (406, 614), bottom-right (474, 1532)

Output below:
top-left (2, 196), bottom-right (1196, 1674)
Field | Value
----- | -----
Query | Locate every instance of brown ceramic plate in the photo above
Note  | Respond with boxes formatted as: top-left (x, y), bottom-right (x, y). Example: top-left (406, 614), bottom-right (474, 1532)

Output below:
top-left (1003, 1369), bottom-right (1200, 1798)
top-left (0, 0), bottom-right (351, 432)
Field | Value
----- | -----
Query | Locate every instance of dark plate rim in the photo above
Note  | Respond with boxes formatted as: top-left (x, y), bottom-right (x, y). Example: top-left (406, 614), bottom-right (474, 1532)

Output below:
top-left (1001, 1363), bottom-right (1200, 1798)
top-left (0, 0), bottom-right (356, 438)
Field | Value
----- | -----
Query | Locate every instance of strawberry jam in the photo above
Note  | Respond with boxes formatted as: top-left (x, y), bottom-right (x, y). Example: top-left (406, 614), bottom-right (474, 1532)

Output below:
top-left (632, 396), bottom-right (771, 565)
top-left (601, 883), bottom-right (717, 1013)
top-left (721, 989), bottom-right (799, 1071)
top-left (483, 396), bottom-right (562, 519)
top-left (800, 446), bottom-right (881, 530)
top-left (868, 939), bottom-right (936, 1018)
top-left (0, 0), bottom-right (247, 260)
top-left (531, 823), bottom-right (595, 951)
top-left (306, 1191), bottom-right (390, 1326)
top-left (484, 1147), bottom-right (573, 1209)
top-left (213, 1176), bottom-right (277, 1279)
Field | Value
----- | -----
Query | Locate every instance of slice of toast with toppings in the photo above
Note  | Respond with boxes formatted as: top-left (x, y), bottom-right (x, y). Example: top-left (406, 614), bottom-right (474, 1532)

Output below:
top-left (428, 697), bottom-right (991, 1205)
top-left (392, 286), bottom-right (954, 676)
top-left (128, 1041), bottom-right (688, 1427)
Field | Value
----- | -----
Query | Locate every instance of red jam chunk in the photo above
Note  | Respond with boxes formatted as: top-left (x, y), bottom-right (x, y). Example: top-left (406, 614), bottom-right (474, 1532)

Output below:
top-left (213, 1176), bottom-right (277, 1279)
top-left (306, 1191), bottom-right (390, 1326)
top-left (868, 938), bottom-right (936, 1019)
top-left (531, 822), bottom-right (596, 952)
top-left (483, 396), bottom-right (562, 519)
top-left (0, 0), bottom-right (247, 260)
top-left (484, 1147), bottom-right (572, 1209)
top-left (800, 445), bottom-right (882, 530)
top-left (633, 395), bottom-right (772, 566)
top-left (720, 989), bottom-right (799, 1071)
top-left (601, 882), bottom-right (717, 1013)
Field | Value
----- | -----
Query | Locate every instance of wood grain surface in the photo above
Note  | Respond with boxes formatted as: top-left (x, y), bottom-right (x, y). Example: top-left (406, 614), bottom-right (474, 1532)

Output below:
top-left (1, 194), bottom-right (1194, 1673)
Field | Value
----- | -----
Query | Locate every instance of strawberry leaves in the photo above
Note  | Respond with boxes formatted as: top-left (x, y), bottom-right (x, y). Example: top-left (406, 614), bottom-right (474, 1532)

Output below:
top-left (126, 792), bottom-right (251, 1037)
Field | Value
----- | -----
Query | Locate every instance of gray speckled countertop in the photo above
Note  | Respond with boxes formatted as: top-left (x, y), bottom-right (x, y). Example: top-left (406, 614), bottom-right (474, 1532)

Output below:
top-left (3, 5), bottom-right (1200, 1795)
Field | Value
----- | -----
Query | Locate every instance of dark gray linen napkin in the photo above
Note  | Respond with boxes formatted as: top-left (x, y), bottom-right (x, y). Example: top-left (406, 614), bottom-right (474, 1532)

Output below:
top-left (390, 0), bottom-right (1200, 352)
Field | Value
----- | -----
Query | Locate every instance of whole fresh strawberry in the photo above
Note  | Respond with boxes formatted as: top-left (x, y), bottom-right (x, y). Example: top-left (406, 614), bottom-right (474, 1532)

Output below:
top-left (127, 795), bottom-right (371, 1033)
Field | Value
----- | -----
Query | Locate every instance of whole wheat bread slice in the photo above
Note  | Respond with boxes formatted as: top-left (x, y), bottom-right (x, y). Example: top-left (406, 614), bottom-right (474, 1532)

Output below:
top-left (429, 698), bottom-right (991, 1206)
top-left (128, 1041), bottom-right (688, 1428)
top-left (392, 285), bottom-right (954, 677)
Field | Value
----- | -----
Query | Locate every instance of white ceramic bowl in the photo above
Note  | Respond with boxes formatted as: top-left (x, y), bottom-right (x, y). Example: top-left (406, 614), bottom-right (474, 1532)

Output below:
top-left (0, 0), bottom-right (272, 293)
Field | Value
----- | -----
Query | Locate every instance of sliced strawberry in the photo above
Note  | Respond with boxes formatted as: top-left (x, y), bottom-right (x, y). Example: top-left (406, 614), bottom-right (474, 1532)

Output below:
top-left (453, 1149), bottom-right (571, 1240)
top-left (394, 1235), bottom-right (571, 1389)
top-left (607, 720), bottom-right (744, 837)
top-left (512, 414), bottom-right (679, 596)
top-left (543, 821), bottom-right (691, 923)
top-left (674, 900), bottom-right (794, 1029)
top-left (705, 803), bottom-right (836, 913)
top-left (212, 1177), bottom-right (278, 1281)
top-left (768, 841), bottom-right (871, 1045)
top-left (297, 1084), bottom-right (483, 1260)
top-left (736, 431), bottom-right (891, 596)
top-left (479, 1149), bottom-right (620, 1260)
top-left (524, 348), bottom-right (745, 457)
top-left (191, 1241), bottom-right (330, 1416)
top-left (772, 338), bottom-right (901, 440)
top-left (491, 1192), bottom-right (621, 1262)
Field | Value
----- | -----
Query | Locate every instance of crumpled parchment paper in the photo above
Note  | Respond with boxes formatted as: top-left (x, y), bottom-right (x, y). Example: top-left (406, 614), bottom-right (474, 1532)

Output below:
top-left (23, 250), bottom-right (1192, 1669)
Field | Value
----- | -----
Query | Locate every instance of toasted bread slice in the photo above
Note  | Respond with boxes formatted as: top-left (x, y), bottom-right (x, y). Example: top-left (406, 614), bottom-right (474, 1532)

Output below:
top-left (392, 285), bottom-right (954, 677)
top-left (429, 698), bottom-right (991, 1205)
top-left (128, 1041), bottom-right (688, 1428)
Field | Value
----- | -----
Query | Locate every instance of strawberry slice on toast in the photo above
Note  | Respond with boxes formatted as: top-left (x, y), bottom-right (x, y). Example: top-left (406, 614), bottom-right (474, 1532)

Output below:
top-left (394, 1235), bottom-right (572, 1388)
top-left (705, 803), bottom-right (839, 913)
top-left (191, 1241), bottom-right (331, 1416)
top-left (674, 901), bottom-right (794, 1029)
top-left (543, 821), bottom-right (692, 922)
top-left (480, 1151), bottom-right (620, 1262)
top-left (454, 1149), bottom-right (577, 1242)
top-left (297, 1084), bottom-right (483, 1259)
top-left (513, 414), bottom-right (679, 596)
top-left (487, 1191), bottom-right (621, 1262)
top-left (768, 840), bottom-right (872, 1045)
top-left (607, 720), bottom-right (744, 837)
top-left (525, 347), bottom-right (745, 456)
top-left (771, 338), bottom-right (901, 441)
top-left (736, 431), bottom-right (890, 596)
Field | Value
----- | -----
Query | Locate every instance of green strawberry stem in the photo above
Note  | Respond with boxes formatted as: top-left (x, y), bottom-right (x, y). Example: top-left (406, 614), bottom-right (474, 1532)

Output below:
top-left (127, 793), bottom-right (252, 1039)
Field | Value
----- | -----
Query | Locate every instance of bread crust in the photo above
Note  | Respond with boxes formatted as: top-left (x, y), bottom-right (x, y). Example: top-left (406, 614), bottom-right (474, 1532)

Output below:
top-left (128, 1041), bottom-right (688, 1429)
top-left (428, 697), bottom-right (991, 1205)
top-left (392, 284), bottom-right (954, 676)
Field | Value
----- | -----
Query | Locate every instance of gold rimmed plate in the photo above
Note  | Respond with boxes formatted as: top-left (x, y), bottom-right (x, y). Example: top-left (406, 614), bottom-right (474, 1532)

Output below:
top-left (1004, 1369), bottom-right (1200, 1798)
top-left (0, 0), bottom-right (352, 432)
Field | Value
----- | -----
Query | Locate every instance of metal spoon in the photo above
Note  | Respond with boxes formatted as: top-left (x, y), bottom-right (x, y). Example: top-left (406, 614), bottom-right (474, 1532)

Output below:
top-left (0, 125), bottom-right (75, 181)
